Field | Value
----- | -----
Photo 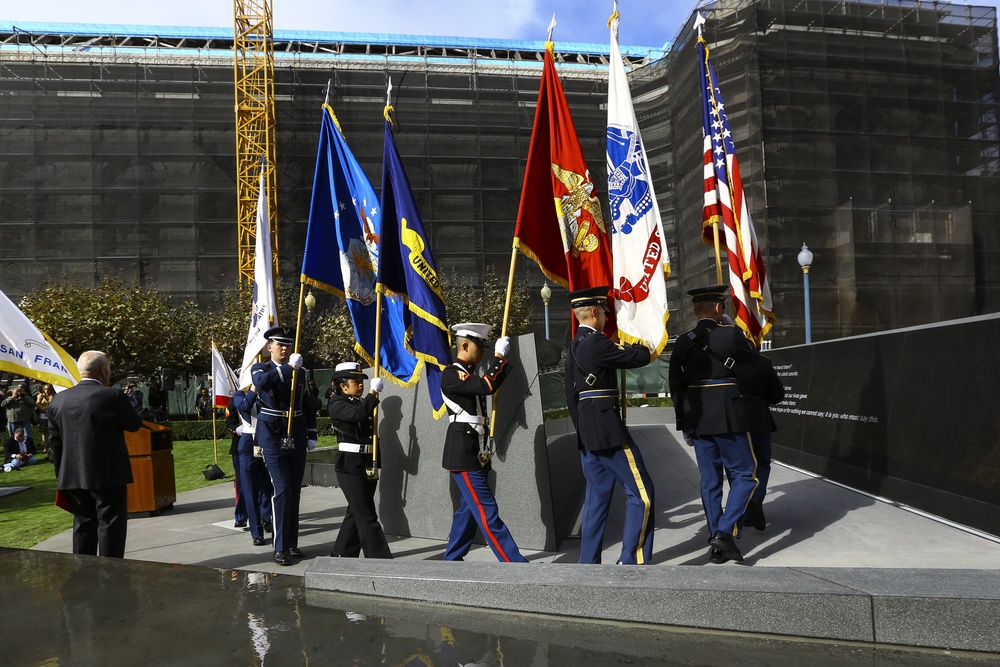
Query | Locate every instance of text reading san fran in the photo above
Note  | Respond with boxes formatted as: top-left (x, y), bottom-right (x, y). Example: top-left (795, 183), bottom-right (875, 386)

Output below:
top-left (0, 345), bottom-right (69, 373)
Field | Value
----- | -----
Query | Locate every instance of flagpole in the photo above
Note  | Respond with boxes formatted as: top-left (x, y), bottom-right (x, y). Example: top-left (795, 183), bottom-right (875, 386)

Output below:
top-left (367, 290), bottom-right (383, 480)
top-left (695, 14), bottom-right (726, 286)
top-left (211, 341), bottom-right (219, 465)
top-left (286, 282), bottom-right (307, 443)
top-left (368, 79), bottom-right (394, 479)
top-left (487, 244), bottom-right (520, 453)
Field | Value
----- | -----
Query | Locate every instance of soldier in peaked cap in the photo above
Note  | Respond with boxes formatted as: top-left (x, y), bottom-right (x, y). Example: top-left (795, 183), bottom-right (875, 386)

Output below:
top-left (440, 322), bottom-right (527, 563)
top-left (251, 325), bottom-right (318, 566)
top-left (327, 362), bottom-right (392, 559)
top-left (668, 285), bottom-right (761, 564)
top-left (564, 286), bottom-right (655, 565)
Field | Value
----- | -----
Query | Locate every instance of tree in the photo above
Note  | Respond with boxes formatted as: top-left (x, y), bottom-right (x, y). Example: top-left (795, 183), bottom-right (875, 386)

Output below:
top-left (441, 265), bottom-right (533, 337)
top-left (20, 274), bottom-right (201, 379)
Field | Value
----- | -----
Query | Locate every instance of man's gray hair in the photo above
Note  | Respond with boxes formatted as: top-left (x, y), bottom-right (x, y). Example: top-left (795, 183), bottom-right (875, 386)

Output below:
top-left (77, 350), bottom-right (110, 377)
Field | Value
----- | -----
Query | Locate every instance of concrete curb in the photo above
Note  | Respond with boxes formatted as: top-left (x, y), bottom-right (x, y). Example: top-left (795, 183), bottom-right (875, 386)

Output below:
top-left (304, 559), bottom-right (1000, 653)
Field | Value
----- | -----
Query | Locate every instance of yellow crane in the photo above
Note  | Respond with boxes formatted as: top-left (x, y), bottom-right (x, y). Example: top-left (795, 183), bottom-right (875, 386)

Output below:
top-left (233, 0), bottom-right (278, 283)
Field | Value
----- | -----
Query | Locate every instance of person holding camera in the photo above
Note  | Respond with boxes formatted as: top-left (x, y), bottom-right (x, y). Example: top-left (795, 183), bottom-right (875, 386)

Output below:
top-left (2, 382), bottom-right (36, 439)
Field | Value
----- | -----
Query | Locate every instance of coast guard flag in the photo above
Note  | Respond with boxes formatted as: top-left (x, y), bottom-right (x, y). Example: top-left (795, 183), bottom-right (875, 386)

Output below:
top-left (378, 117), bottom-right (451, 418)
top-left (607, 7), bottom-right (670, 359)
top-left (0, 288), bottom-right (79, 387)
top-left (513, 40), bottom-right (616, 337)
top-left (698, 20), bottom-right (775, 344)
top-left (239, 165), bottom-right (280, 388)
top-left (301, 104), bottom-right (418, 386)
top-left (211, 342), bottom-right (238, 408)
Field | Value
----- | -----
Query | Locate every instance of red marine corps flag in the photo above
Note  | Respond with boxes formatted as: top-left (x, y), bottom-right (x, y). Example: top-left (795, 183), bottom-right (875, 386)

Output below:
top-left (513, 19), bottom-right (616, 336)
top-left (697, 13), bottom-right (775, 344)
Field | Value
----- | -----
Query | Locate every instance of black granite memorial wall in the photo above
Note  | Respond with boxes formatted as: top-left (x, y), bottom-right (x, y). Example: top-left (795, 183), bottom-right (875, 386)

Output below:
top-left (768, 314), bottom-right (1000, 536)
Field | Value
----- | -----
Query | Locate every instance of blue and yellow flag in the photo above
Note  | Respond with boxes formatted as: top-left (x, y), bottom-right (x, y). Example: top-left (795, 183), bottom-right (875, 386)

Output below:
top-left (301, 104), bottom-right (418, 386)
top-left (378, 117), bottom-right (451, 418)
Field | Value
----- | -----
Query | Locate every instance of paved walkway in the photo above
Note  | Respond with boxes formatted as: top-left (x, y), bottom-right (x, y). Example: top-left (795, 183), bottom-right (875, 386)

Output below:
top-left (33, 425), bottom-right (1000, 576)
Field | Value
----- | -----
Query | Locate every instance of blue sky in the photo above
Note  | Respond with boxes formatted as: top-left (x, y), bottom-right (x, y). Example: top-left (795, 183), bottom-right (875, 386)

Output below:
top-left (6, 1), bottom-right (999, 49)
top-left (5, 0), bottom-right (698, 47)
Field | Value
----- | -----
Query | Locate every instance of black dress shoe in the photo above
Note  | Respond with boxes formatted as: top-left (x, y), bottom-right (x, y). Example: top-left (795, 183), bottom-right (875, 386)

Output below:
top-left (253, 536), bottom-right (268, 547)
top-left (709, 531), bottom-right (744, 562)
top-left (235, 521), bottom-right (248, 529)
top-left (708, 548), bottom-right (728, 564)
top-left (263, 522), bottom-right (273, 533)
top-left (287, 547), bottom-right (305, 559)
top-left (745, 500), bottom-right (767, 531)
top-left (273, 550), bottom-right (292, 566)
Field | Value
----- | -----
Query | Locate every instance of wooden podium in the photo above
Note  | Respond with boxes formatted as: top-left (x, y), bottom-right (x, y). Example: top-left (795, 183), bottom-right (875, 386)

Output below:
top-left (124, 421), bottom-right (176, 516)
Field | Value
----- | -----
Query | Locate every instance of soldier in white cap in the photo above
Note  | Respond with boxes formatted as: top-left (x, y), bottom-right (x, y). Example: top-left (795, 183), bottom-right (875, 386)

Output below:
top-left (440, 323), bottom-right (527, 563)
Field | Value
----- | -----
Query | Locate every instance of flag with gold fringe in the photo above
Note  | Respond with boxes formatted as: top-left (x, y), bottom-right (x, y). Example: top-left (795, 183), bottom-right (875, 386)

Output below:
top-left (301, 104), bottom-right (418, 386)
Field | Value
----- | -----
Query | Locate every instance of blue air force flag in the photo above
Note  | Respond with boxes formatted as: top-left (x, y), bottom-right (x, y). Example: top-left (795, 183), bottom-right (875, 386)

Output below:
top-left (301, 105), bottom-right (418, 385)
top-left (378, 118), bottom-right (451, 418)
top-left (607, 9), bottom-right (670, 360)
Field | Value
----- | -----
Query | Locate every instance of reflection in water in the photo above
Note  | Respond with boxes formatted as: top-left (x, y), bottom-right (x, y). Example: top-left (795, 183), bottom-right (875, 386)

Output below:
top-left (0, 548), bottom-right (995, 666)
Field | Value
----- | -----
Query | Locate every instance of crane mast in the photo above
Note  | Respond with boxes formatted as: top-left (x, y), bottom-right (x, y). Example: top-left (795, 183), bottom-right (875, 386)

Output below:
top-left (233, 0), bottom-right (278, 284)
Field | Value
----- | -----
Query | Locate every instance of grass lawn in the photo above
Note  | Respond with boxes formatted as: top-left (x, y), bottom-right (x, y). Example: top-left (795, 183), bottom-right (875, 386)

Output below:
top-left (0, 434), bottom-right (337, 549)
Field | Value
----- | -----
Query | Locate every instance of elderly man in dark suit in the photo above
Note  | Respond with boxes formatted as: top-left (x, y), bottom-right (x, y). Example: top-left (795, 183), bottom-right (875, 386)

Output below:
top-left (49, 350), bottom-right (143, 558)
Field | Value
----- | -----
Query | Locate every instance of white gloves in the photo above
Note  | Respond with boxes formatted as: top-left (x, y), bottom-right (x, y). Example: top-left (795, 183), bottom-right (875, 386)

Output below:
top-left (288, 353), bottom-right (303, 370)
top-left (307, 439), bottom-right (318, 451)
top-left (370, 377), bottom-right (385, 393)
top-left (494, 336), bottom-right (511, 357)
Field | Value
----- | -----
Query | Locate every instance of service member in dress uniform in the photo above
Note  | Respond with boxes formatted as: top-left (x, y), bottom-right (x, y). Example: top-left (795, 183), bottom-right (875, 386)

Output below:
top-left (734, 353), bottom-right (784, 532)
top-left (668, 286), bottom-right (761, 563)
top-left (327, 362), bottom-right (392, 559)
top-left (563, 286), bottom-right (655, 565)
top-left (251, 325), bottom-right (318, 566)
top-left (440, 323), bottom-right (527, 563)
top-left (233, 387), bottom-right (274, 547)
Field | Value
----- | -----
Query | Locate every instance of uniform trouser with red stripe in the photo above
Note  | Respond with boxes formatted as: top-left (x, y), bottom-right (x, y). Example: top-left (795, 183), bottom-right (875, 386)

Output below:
top-left (444, 469), bottom-right (527, 563)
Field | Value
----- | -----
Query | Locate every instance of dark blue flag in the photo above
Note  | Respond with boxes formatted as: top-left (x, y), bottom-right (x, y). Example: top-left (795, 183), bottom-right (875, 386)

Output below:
top-left (301, 105), bottom-right (418, 385)
top-left (378, 119), bottom-right (451, 418)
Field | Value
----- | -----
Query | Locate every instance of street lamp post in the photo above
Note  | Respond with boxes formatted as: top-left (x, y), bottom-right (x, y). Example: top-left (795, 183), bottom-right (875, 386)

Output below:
top-left (540, 283), bottom-right (552, 340)
top-left (797, 243), bottom-right (814, 344)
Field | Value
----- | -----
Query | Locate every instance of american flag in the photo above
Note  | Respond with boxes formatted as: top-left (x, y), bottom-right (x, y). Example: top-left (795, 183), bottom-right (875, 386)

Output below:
top-left (698, 30), bottom-right (775, 345)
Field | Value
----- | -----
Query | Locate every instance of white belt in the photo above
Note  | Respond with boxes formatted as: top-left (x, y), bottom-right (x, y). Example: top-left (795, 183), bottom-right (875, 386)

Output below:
top-left (449, 414), bottom-right (486, 425)
top-left (338, 442), bottom-right (372, 454)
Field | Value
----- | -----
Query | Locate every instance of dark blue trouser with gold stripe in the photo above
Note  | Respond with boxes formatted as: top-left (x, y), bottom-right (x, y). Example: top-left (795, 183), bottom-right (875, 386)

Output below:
top-left (444, 470), bottom-right (527, 563)
top-left (579, 439), bottom-right (655, 564)
top-left (693, 432), bottom-right (758, 538)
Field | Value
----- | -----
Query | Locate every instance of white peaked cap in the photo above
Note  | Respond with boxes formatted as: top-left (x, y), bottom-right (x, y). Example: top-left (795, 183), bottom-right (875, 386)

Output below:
top-left (451, 322), bottom-right (493, 342)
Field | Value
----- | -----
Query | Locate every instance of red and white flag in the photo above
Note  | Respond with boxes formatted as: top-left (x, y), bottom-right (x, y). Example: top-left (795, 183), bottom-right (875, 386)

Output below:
top-left (211, 342), bottom-right (238, 409)
top-left (698, 18), bottom-right (775, 345)
top-left (607, 6), bottom-right (669, 359)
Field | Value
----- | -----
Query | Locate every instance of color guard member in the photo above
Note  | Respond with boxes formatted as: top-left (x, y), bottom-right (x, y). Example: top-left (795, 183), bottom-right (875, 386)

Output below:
top-left (233, 387), bottom-right (274, 547)
top-left (251, 325), bottom-right (317, 566)
top-left (327, 362), bottom-right (392, 559)
top-left (564, 286), bottom-right (655, 565)
top-left (441, 323), bottom-right (527, 563)
top-left (669, 286), bottom-right (760, 563)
